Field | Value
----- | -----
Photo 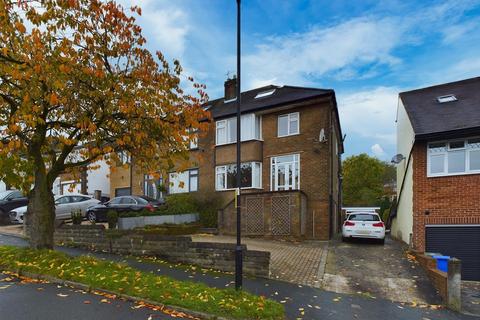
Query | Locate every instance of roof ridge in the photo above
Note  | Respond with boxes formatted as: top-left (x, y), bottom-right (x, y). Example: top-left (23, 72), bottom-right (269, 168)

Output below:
top-left (400, 76), bottom-right (480, 96)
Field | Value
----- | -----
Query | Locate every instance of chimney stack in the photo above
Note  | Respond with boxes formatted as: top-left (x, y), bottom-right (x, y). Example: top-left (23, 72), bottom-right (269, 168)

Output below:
top-left (224, 76), bottom-right (237, 101)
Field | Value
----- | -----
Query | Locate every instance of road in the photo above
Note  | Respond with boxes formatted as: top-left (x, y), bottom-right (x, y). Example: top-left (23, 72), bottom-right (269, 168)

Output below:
top-left (0, 234), bottom-right (477, 320)
top-left (0, 273), bottom-right (190, 320)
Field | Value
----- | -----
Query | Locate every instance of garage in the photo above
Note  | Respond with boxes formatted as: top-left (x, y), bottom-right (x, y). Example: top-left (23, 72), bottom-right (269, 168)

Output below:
top-left (426, 225), bottom-right (480, 281)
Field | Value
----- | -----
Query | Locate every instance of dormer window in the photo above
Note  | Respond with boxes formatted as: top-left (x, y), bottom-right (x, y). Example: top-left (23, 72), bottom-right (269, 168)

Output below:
top-left (436, 94), bottom-right (457, 103)
top-left (255, 89), bottom-right (276, 99)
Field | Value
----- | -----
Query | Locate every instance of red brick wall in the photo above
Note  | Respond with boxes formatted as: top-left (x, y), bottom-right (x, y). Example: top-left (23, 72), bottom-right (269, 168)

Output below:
top-left (412, 141), bottom-right (480, 251)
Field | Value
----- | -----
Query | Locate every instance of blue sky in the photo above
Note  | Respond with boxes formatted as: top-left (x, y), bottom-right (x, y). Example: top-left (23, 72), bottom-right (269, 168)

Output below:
top-left (120, 0), bottom-right (480, 161)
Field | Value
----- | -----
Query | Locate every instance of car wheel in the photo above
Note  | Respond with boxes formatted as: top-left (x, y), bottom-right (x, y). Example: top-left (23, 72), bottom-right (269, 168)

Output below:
top-left (87, 211), bottom-right (96, 223)
top-left (379, 238), bottom-right (385, 245)
top-left (342, 236), bottom-right (347, 242)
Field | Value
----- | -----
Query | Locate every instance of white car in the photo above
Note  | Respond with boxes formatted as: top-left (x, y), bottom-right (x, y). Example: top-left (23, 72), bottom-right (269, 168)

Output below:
top-left (9, 194), bottom-right (101, 224)
top-left (342, 212), bottom-right (385, 244)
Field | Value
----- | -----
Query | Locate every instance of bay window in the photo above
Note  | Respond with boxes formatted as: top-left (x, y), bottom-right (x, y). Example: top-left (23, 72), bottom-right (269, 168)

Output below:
top-left (215, 162), bottom-right (262, 190)
top-left (215, 114), bottom-right (261, 145)
top-left (169, 169), bottom-right (199, 193)
top-left (427, 138), bottom-right (480, 176)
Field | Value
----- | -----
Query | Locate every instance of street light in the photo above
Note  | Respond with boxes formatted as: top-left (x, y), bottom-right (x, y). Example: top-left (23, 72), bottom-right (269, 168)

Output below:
top-left (234, 0), bottom-right (243, 291)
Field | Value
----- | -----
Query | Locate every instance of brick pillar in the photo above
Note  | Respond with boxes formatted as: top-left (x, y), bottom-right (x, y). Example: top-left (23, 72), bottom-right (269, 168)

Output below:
top-left (447, 258), bottom-right (462, 312)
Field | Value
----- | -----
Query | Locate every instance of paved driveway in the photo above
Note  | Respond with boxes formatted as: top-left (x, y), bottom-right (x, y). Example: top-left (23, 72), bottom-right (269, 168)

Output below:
top-left (191, 234), bottom-right (328, 287)
top-left (323, 236), bottom-right (442, 305)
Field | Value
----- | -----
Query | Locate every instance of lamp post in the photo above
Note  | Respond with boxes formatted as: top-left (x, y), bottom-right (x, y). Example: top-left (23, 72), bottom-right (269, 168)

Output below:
top-left (234, 0), bottom-right (243, 291)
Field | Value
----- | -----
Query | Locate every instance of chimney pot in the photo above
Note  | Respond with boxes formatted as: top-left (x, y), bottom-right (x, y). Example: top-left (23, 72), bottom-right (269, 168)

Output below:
top-left (224, 77), bottom-right (237, 100)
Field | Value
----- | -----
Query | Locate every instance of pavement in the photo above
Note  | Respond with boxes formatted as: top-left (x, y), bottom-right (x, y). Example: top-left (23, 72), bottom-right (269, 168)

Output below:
top-left (0, 273), bottom-right (187, 320)
top-left (0, 234), bottom-right (477, 320)
top-left (192, 234), bottom-right (327, 287)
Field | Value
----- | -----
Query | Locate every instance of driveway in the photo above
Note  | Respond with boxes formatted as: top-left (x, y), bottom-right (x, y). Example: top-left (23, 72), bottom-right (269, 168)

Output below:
top-left (324, 236), bottom-right (442, 306)
top-left (191, 234), bottom-right (328, 287)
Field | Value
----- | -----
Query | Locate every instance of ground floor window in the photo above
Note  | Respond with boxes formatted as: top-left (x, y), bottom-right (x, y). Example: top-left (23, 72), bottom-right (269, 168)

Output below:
top-left (215, 162), bottom-right (261, 191)
top-left (144, 175), bottom-right (165, 200)
top-left (271, 154), bottom-right (300, 191)
top-left (168, 169), bottom-right (198, 194)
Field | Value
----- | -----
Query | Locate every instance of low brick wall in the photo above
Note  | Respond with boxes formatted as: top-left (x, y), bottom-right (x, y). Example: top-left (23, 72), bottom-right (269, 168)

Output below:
top-left (54, 225), bottom-right (270, 278)
top-left (413, 252), bottom-right (461, 311)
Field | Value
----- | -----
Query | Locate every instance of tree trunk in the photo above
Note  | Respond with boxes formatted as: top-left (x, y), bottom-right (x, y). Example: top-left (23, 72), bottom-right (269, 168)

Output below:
top-left (26, 168), bottom-right (56, 249)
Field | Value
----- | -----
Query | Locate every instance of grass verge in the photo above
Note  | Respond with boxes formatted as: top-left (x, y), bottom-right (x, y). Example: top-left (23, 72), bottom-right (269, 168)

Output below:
top-left (0, 245), bottom-right (284, 319)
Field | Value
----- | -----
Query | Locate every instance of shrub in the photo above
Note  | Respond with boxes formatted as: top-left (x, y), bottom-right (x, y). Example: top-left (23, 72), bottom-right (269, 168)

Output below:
top-left (71, 210), bottom-right (83, 225)
top-left (382, 208), bottom-right (390, 223)
top-left (107, 210), bottom-right (118, 229)
top-left (159, 193), bottom-right (197, 215)
top-left (193, 192), bottom-right (223, 228)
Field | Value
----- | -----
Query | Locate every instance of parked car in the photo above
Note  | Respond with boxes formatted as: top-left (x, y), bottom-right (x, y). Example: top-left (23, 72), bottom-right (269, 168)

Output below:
top-left (85, 195), bottom-right (164, 223)
top-left (0, 190), bottom-right (28, 225)
top-left (9, 194), bottom-right (100, 224)
top-left (342, 212), bottom-right (386, 244)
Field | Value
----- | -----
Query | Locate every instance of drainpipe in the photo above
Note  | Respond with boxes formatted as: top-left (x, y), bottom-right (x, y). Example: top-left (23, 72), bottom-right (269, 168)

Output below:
top-left (328, 102), bottom-right (334, 239)
top-left (129, 155), bottom-right (133, 195)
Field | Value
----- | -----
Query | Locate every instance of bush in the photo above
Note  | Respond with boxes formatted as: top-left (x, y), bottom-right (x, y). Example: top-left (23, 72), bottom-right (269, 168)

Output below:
top-left (382, 208), bottom-right (390, 223)
top-left (136, 223), bottom-right (200, 235)
top-left (71, 210), bottom-right (83, 225)
top-left (107, 210), bottom-right (118, 229)
top-left (159, 193), bottom-right (197, 215)
top-left (193, 192), bottom-right (223, 228)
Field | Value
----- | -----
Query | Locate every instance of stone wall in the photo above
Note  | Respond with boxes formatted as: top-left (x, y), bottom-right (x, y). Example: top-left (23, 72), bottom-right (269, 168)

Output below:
top-left (54, 225), bottom-right (270, 278)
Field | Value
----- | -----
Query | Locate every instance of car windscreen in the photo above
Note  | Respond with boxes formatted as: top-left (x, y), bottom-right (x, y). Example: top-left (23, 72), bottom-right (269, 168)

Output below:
top-left (348, 214), bottom-right (380, 221)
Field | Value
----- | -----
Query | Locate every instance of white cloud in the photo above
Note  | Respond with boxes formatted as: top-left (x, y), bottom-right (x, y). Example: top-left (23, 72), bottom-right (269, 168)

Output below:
top-left (338, 87), bottom-right (399, 146)
top-left (371, 144), bottom-right (386, 158)
top-left (242, 17), bottom-right (404, 89)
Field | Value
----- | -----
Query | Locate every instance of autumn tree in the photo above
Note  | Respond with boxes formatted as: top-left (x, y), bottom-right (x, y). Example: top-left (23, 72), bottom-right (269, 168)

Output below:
top-left (0, 0), bottom-right (209, 249)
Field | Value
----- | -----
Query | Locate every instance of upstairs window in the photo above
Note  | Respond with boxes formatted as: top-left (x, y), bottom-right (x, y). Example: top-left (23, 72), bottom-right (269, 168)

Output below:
top-left (215, 114), bottom-right (261, 145)
top-left (278, 112), bottom-right (299, 137)
top-left (427, 138), bottom-right (480, 176)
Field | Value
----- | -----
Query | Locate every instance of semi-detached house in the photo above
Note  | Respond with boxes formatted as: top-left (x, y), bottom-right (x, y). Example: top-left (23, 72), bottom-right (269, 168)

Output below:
top-left (391, 76), bottom-right (480, 281)
top-left (110, 78), bottom-right (343, 240)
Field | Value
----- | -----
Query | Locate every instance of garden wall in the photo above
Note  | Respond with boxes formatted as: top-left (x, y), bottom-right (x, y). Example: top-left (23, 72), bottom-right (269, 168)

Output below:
top-left (54, 225), bottom-right (270, 278)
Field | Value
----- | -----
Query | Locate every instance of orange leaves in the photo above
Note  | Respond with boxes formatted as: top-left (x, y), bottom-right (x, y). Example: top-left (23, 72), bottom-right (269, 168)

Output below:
top-left (49, 93), bottom-right (59, 105)
top-left (15, 21), bottom-right (26, 33)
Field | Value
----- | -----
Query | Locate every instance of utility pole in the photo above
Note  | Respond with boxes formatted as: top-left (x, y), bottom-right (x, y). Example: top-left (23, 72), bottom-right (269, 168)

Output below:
top-left (234, 0), bottom-right (243, 290)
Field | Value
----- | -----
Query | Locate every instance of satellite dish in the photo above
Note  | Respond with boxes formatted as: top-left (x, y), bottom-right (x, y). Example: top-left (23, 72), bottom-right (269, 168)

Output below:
top-left (391, 153), bottom-right (405, 164)
top-left (319, 128), bottom-right (327, 142)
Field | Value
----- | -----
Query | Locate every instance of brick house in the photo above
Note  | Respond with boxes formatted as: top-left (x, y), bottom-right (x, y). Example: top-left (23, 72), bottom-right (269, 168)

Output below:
top-left (110, 78), bottom-right (344, 240)
top-left (391, 77), bottom-right (480, 281)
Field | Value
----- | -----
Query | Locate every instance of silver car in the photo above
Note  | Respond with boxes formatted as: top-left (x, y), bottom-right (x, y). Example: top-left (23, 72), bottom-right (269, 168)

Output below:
top-left (10, 194), bottom-right (100, 223)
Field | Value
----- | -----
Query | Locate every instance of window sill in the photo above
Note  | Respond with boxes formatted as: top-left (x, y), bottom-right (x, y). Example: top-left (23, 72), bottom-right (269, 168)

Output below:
top-left (215, 139), bottom-right (263, 147)
top-left (277, 133), bottom-right (300, 138)
top-left (427, 171), bottom-right (480, 178)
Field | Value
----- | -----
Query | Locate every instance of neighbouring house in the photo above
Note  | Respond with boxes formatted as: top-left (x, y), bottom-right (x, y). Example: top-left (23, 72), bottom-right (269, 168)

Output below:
top-left (391, 76), bottom-right (480, 281)
top-left (53, 159), bottom-right (110, 199)
top-left (110, 77), bottom-right (344, 240)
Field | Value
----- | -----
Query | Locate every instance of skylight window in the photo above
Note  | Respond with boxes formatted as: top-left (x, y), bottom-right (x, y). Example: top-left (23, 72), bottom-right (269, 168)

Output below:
top-left (437, 94), bottom-right (457, 103)
top-left (255, 89), bottom-right (276, 99)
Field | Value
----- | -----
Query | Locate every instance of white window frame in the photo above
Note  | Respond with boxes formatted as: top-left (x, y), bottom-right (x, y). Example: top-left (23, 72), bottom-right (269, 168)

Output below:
top-left (277, 112), bottom-right (300, 137)
top-left (270, 153), bottom-right (300, 191)
top-left (215, 114), bottom-right (262, 146)
top-left (427, 137), bottom-right (480, 177)
top-left (168, 169), bottom-right (199, 194)
top-left (215, 162), bottom-right (262, 191)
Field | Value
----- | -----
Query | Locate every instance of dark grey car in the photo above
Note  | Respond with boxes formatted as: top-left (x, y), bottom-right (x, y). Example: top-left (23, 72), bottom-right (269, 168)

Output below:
top-left (0, 190), bottom-right (28, 225)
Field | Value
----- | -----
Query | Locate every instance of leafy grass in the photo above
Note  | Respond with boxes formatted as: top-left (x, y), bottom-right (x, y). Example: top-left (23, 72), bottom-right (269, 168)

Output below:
top-left (0, 246), bottom-right (284, 319)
